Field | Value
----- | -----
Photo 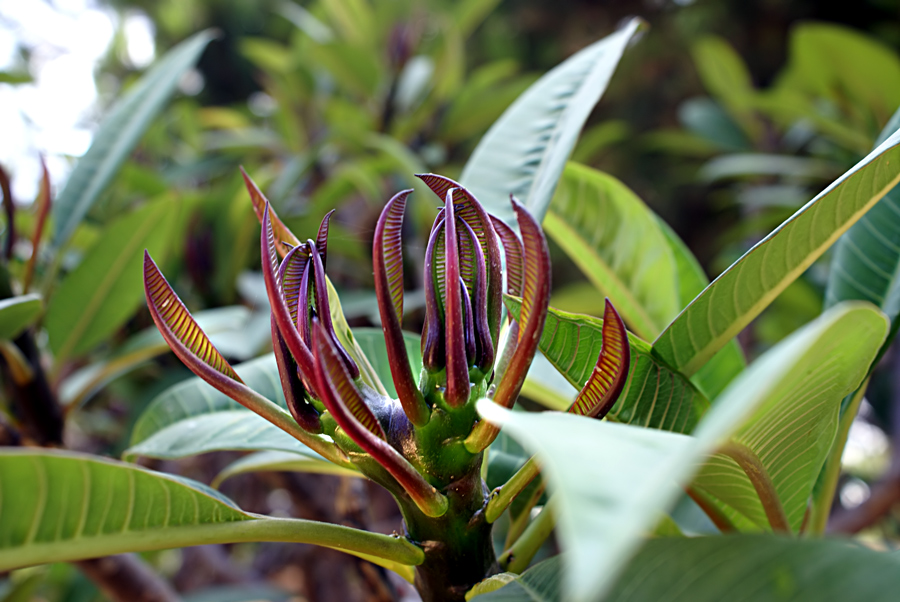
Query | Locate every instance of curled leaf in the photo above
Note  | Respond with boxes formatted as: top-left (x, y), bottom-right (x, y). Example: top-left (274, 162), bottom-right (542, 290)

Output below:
top-left (444, 188), bottom-right (470, 408)
top-left (569, 299), bottom-right (630, 419)
top-left (242, 167), bottom-right (300, 257)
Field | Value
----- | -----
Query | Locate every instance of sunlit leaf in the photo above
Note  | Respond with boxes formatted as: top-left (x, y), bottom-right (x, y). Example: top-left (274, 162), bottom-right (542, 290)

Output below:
top-left (653, 128), bottom-right (900, 377)
top-left (0, 294), bottom-right (41, 341)
top-left (460, 19), bottom-right (641, 226)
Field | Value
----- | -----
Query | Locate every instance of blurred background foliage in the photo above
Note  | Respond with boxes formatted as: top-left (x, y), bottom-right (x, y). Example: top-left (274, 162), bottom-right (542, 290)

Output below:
top-left (4, 0), bottom-right (900, 600)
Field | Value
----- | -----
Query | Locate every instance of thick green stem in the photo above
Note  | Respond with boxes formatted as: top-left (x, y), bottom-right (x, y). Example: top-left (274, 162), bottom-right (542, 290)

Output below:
top-left (808, 380), bottom-right (869, 535)
top-left (719, 441), bottom-right (790, 533)
top-left (486, 456), bottom-right (540, 523)
top-left (499, 497), bottom-right (556, 574)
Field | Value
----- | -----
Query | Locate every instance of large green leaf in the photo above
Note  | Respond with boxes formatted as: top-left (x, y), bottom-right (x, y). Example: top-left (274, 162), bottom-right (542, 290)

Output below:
top-left (51, 31), bottom-right (214, 250)
top-left (507, 297), bottom-right (708, 434)
top-left (0, 449), bottom-right (421, 573)
top-left (476, 302), bottom-right (886, 602)
top-left (212, 450), bottom-right (360, 488)
top-left (652, 128), bottom-right (900, 377)
top-left (0, 294), bottom-right (41, 340)
top-left (691, 301), bottom-right (886, 532)
top-left (476, 536), bottom-right (900, 602)
top-left (130, 354), bottom-right (285, 447)
top-left (124, 410), bottom-right (317, 461)
top-left (543, 163), bottom-right (679, 340)
top-left (654, 216), bottom-right (745, 399)
top-left (825, 105), bottom-right (900, 354)
top-left (45, 197), bottom-right (181, 361)
top-left (460, 20), bottom-right (641, 225)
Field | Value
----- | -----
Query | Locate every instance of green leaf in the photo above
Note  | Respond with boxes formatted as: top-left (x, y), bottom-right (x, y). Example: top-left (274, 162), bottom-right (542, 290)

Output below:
top-left (543, 163), bottom-right (680, 340)
top-left (130, 354), bottom-right (286, 447)
top-left (654, 216), bottom-right (746, 399)
top-left (0, 294), bottom-right (41, 340)
top-left (52, 30), bottom-right (214, 250)
top-left (507, 297), bottom-right (708, 434)
top-left (0, 71), bottom-right (32, 85)
top-left (212, 450), bottom-right (361, 488)
top-left (460, 20), bottom-right (641, 225)
top-left (825, 105), bottom-right (900, 356)
top-left (124, 410), bottom-right (317, 461)
top-left (476, 301), bottom-right (886, 602)
top-left (478, 536), bottom-right (900, 602)
top-left (45, 197), bottom-right (180, 361)
top-left (690, 35), bottom-right (758, 139)
top-left (0, 449), bottom-right (422, 573)
top-left (351, 328), bottom-right (423, 398)
top-left (691, 302), bottom-right (887, 532)
top-left (652, 128), bottom-right (900, 377)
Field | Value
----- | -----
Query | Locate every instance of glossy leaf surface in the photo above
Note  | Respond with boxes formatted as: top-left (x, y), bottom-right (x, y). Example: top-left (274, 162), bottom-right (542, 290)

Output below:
top-left (0, 294), bottom-right (41, 340)
top-left (460, 20), bottom-right (641, 226)
top-left (653, 129), bottom-right (900, 377)
top-left (507, 298), bottom-right (707, 434)
top-left (51, 31), bottom-right (213, 249)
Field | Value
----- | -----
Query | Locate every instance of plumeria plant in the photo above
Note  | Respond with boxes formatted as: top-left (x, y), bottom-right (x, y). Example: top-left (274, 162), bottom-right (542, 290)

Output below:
top-left (143, 171), bottom-right (630, 601)
top-left (7, 17), bottom-right (900, 602)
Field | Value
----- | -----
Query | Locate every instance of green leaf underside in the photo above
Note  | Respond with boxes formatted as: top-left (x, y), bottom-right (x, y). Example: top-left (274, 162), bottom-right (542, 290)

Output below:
top-left (125, 410), bottom-right (323, 461)
top-left (0, 294), bottom-right (42, 340)
top-left (351, 328), bottom-right (423, 398)
top-left (544, 163), bottom-right (680, 340)
top-left (476, 302), bottom-right (886, 602)
top-left (476, 536), bottom-right (900, 602)
top-left (0, 450), bottom-right (422, 575)
top-left (653, 216), bottom-right (746, 399)
top-left (460, 20), bottom-right (641, 227)
top-left (130, 354), bottom-right (286, 447)
top-left (213, 450), bottom-right (361, 489)
top-left (826, 105), bottom-right (900, 354)
top-left (653, 128), bottom-right (900, 377)
top-left (51, 31), bottom-right (214, 250)
top-left (45, 198), bottom-right (178, 360)
top-left (507, 297), bottom-right (707, 434)
top-left (691, 302), bottom-right (887, 532)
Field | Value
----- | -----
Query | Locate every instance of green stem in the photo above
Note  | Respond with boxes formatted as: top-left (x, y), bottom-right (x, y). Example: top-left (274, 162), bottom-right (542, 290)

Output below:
top-left (0, 515), bottom-right (424, 574)
top-left (499, 497), bottom-right (557, 574)
top-left (486, 456), bottom-right (540, 523)
top-left (504, 481), bottom-right (545, 550)
top-left (808, 380), bottom-right (869, 535)
top-left (719, 441), bottom-right (790, 533)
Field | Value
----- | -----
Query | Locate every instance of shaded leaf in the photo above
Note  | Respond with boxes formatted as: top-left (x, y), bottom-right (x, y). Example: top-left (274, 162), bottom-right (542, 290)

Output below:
top-left (0, 294), bottom-right (42, 340)
top-left (212, 450), bottom-right (361, 488)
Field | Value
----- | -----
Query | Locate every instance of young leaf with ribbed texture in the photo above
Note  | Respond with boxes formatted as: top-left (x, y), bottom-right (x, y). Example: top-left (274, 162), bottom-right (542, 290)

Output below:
top-left (653, 128), bottom-right (900, 378)
top-left (51, 31), bottom-right (214, 250)
top-left (569, 300), bottom-right (630, 419)
top-left (477, 536), bottom-right (900, 602)
top-left (825, 105), bottom-right (900, 356)
top-left (466, 201), bottom-right (551, 453)
top-left (311, 323), bottom-right (448, 518)
top-left (46, 198), bottom-right (179, 361)
top-left (241, 167), bottom-right (300, 257)
top-left (491, 216), bottom-right (524, 296)
top-left (0, 294), bottom-right (42, 340)
top-left (443, 188), bottom-right (471, 407)
top-left (507, 298), bottom-right (707, 434)
top-left (476, 302), bottom-right (886, 602)
top-left (544, 163), bottom-right (680, 340)
top-left (373, 190), bottom-right (428, 425)
top-left (690, 301), bottom-right (887, 532)
top-left (0, 449), bottom-right (423, 574)
top-left (212, 450), bottom-right (361, 489)
top-left (459, 19), bottom-right (641, 226)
